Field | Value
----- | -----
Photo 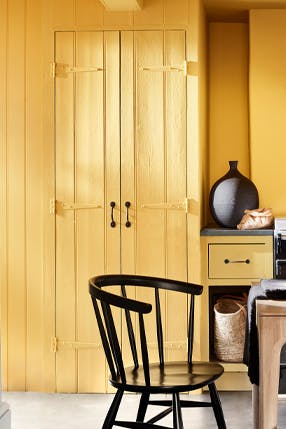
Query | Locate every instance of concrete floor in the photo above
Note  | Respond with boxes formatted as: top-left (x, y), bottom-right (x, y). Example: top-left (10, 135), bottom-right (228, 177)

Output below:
top-left (2, 391), bottom-right (286, 428)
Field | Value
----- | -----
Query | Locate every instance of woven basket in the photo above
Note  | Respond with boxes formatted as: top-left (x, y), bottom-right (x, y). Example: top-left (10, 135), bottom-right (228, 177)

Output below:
top-left (214, 298), bottom-right (247, 362)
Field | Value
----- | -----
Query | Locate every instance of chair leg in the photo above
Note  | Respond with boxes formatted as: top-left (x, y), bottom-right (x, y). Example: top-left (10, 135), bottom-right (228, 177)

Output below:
top-left (208, 383), bottom-right (226, 429)
top-left (172, 392), bottom-right (184, 429)
top-left (102, 389), bottom-right (124, 429)
top-left (136, 392), bottom-right (150, 422)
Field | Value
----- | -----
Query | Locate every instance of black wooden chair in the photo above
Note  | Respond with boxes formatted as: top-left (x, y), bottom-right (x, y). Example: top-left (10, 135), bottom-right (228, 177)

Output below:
top-left (89, 274), bottom-right (226, 429)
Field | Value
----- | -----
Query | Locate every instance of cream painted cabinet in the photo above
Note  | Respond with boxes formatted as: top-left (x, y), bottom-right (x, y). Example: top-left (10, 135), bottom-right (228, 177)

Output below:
top-left (54, 30), bottom-right (189, 392)
top-left (201, 229), bottom-right (273, 391)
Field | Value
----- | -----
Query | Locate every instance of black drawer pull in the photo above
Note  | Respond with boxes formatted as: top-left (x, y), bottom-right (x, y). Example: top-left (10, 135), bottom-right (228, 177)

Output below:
top-left (224, 259), bottom-right (250, 264)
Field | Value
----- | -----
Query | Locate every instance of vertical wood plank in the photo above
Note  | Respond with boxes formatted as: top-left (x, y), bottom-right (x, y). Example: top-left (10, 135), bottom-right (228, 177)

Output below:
top-left (55, 31), bottom-right (77, 392)
top-left (134, 30), bottom-right (166, 363)
top-left (135, 30), bottom-right (165, 277)
top-left (25, 0), bottom-right (45, 391)
top-left (0, 0), bottom-right (8, 391)
top-left (105, 31), bottom-right (121, 275)
top-left (121, 31), bottom-right (135, 275)
top-left (42, 0), bottom-right (57, 393)
top-left (120, 31), bottom-right (136, 366)
top-left (75, 31), bottom-right (107, 393)
top-left (186, 0), bottom-right (203, 302)
top-left (165, 30), bottom-right (187, 281)
top-left (7, 0), bottom-right (27, 390)
top-left (104, 31), bottom-right (121, 393)
top-left (165, 30), bottom-right (188, 361)
top-left (185, 5), bottom-right (206, 368)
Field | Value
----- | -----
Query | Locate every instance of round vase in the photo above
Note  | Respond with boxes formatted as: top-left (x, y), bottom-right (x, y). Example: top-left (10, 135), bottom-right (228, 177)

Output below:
top-left (209, 160), bottom-right (259, 228)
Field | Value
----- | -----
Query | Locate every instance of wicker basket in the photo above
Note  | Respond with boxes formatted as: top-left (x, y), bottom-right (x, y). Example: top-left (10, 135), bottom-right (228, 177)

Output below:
top-left (214, 298), bottom-right (247, 362)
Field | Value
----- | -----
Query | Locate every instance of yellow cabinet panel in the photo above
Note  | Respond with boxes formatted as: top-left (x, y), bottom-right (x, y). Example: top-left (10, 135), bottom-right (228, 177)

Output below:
top-left (208, 243), bottom-right (272, 279)
top-left (201, 231), bottom-right (273, 391)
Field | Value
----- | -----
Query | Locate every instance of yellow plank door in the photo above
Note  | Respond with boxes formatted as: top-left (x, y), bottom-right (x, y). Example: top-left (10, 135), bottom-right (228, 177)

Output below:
top-left (54, 29), bottom-right (188, 392)
top-left (54, 31), bottom-right (121, 392)
top-left (121, 30), bottom-right (189, 363)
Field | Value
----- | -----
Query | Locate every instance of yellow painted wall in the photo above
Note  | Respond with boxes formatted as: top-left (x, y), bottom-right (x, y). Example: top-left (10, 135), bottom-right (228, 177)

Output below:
top-left (0, 0), bottom-right (48, 392)
top-left (208, 23), bottom-right (250, 222)
top-left (250, 10), bottom-right (286, 217)
top-left (0, 0), bottom-right (207, 391)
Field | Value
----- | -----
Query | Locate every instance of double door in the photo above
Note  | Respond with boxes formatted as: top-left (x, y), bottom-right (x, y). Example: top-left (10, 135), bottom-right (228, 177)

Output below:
top-left (54, 30), bottom-right (189, 392)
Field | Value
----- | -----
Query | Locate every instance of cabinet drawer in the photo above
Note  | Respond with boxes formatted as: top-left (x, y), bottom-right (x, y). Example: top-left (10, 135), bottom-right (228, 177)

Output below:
top-left (208, 243), bottom-right (271, 279)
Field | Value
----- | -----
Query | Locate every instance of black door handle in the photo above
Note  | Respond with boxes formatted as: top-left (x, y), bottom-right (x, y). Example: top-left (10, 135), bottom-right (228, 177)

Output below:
top-left (110, 201), bottom-right (116, 228)
top-left (125, 201), bottom-right (131, 228)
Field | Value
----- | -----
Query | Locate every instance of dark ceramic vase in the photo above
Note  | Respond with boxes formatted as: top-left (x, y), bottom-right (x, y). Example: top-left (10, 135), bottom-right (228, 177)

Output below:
top-left (209, 160), bottom-right (259, 228)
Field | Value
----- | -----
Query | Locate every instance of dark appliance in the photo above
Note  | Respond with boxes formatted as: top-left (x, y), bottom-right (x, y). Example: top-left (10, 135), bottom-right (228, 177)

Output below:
top-left (274, 218), bottom-right (286, 279)
top-left (274, 218), bottom-right (286, 393)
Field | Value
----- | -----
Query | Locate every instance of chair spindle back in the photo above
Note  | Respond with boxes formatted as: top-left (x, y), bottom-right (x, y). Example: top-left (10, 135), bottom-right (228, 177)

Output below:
top-left (89, 274), bottom-right (203, 386)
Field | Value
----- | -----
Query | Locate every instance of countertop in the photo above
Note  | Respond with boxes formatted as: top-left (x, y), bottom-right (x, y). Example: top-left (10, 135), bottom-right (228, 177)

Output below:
top-left (201, 224), bottom-right (274, 236)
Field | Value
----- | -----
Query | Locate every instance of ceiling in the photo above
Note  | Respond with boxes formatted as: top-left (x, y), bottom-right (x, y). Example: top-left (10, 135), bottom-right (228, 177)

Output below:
top-left (204, 0), bottom-right (286, 20)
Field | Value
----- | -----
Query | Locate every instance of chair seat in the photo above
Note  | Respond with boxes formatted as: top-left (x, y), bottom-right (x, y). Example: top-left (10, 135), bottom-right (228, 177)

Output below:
top-left (110, 361), bottom-right (224, 393)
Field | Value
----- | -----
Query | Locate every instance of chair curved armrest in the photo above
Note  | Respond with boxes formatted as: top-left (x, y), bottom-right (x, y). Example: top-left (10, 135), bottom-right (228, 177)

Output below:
top-left (89, 279), bottom-right (152, 314)
top-left (92, 273), bottom-right (203, 295)
top-left (90, 274), bottom-right (203, 299)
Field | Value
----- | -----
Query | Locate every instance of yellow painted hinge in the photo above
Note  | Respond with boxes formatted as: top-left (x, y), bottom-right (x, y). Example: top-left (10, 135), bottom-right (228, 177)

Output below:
top-left (187, 61), bottom-right (198, 76)
top-left (49, 198), bottom-right (55, 215)
top-left (51, 62), bottom-right (104, 78)
top-left (140, 60), bottom-right (189, 76)
top-left (141, 198), bottom-right (191, 214)
top-left (51, 200), bottom-right (102, 214)
top-left (52, 337), bottom-right (102, 352)
top-left (55, 200), bottom-right (102, 211)
top-left (149, 340), bottom-right (187, 351)
top-left (52, 337), bottom-right (58, 353)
